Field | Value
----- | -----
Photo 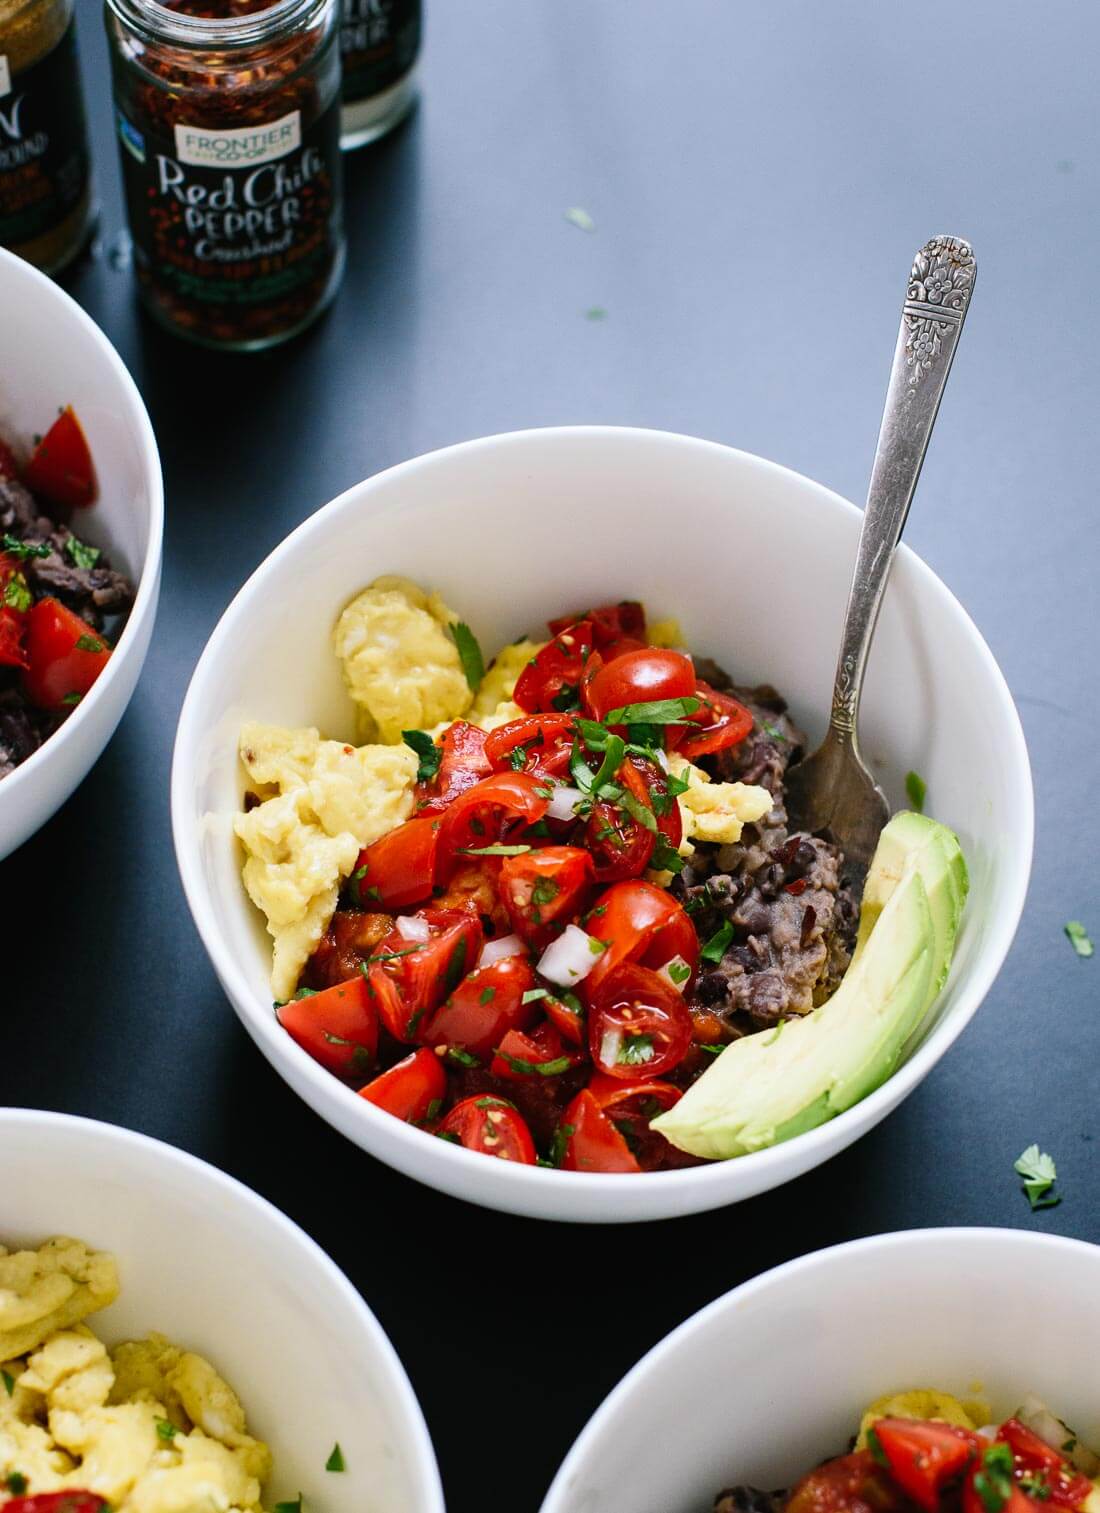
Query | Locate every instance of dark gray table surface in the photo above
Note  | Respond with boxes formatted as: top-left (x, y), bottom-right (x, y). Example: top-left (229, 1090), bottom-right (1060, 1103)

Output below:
top-left (4, 3), bottom-right (1099, 1509)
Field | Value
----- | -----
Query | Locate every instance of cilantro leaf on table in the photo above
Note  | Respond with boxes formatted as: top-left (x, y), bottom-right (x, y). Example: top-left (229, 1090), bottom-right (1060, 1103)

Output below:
top-left (1064, 920), bottom-right (1093, 958)
top-left (1014, 1143), bottom-right (1061, 1210)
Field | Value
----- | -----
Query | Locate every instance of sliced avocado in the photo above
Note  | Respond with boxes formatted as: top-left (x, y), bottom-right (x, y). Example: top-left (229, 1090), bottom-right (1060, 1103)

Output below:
top-left (654, 868), bottom-right (934, 1158)
top-left (854, 810), bottom-right (968, 1013)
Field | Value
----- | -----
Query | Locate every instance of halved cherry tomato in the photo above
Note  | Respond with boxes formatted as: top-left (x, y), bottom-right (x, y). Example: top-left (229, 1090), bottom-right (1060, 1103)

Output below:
top-left (0, 438), bottom-right (21, 479)
top-left (626, 751), bottom-right (683, 851)
top-left (0, 606), bottom-right (26, 668)
top-left (434, 771), bottom-right (551, 883)
top-left (870, 1418), bottom-right (980, 1512)
top-left (276, 976), bottom-right (377, 1080)
top-left (367, 910), bottom-right (484, 1043)
top-left (439, 1095), bottom-right (537, 1163)
top-left (558, 1089), bottom-right (640, 1173)
top-left (513, 620), bottom-right (596, 713)
top-left (583, 879), bottom-right (699, 998)
top-left (542, 988), bottom-right (586, 1046)
top-left (421, 954), bottom-right (537, 1059)
top-left (587, 1072), bottom-right (683, 1171)
top-left (548, 601), bottom-right (646, 648)
top-left (23, 407), bottom-right (96, 509)
top-left (358, 1047), bottom-right (445, 1124)
top-left (588, 962), bottom-right (693, 1080)
top-left (483, 715), bottom-right (576, 779)
top-left (584, 757), bottom-right (657, 882)
top-left (3, 1497), bottom-right (111, 1513)
top-left (962, 1448), bottom-right (1047, 1513)
top-left (499, 845), bottom-right (595, 947)
top-left (584, 647), bottom-right (697, 723)
top-left (21, 597), bottom-right (110, 712)
top-left (490, 1022), bottom-right (578, 1082)
top-left (667, 679), bottom-right (753, 759)
top-left (788, 1452), bottom-right (909, 1513)
top-left (353, 816), bottom-right (437, 910)
top-left (998, 1419), bottom-right (1095, 1508)
top-left (414, 720), bottom-right (491, 815)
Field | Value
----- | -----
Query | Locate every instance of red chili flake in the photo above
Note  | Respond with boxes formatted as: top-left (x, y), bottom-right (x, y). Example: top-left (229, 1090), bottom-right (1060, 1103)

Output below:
top-left (785, 877), bottom-right (808, 896)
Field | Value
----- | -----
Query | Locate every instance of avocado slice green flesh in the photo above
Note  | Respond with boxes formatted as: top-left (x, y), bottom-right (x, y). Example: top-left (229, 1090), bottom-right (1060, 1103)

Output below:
top-left (653, 811), bottom-right (966, 1161)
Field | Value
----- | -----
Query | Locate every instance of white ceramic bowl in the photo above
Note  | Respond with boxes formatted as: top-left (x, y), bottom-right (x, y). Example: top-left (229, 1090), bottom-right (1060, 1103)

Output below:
top-left (0, 249), bottom-right (163, 860)
top-left (171, 426), bottom-right (1032, 1223)
top-left (0, 1109), bottom-right (444, 1512)
top-left (541, 1228), bottom-right (1100, 1513)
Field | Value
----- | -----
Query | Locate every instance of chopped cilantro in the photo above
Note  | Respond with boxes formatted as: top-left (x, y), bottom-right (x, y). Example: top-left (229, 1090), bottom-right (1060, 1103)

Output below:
top-left (589, 732), bottom-right (626, 792)
top-left (1, 1369), bottom-right (14, 1396)
top-left (560, 990), bottom-right (585, 1018)
top-left (587, 936), bottom-right (608, 954)
top-left (531, 877), bottom-right (560, 907)
top-left (75, 632), bottom-right (105, 653)
top-left (441, 936), bottom-right (469, 997)
top-left (602, 696), bottom-right (701, 725)
top-left (564, 205), bottom-right (596, 232)
top-left (522, 987), bottom-right (550, 1005)
top-left (351, 863), bottom-right (368, 885)
top-left (450, 621), bottom-right (485, 692)
top-left (665, 772), bottom-right (690, 798)
top-left (617, 788), bottom-right (658, 835)
top-left (585, 306), bottom-right (607, 320)
top-left (155, 1416), bottom-right (178, 1441)
top-left (61, 691), bottom-right (82, 706)
top-left (494, 1048), bottom-right (572, 1077)
top-left (650, 836), bottom-right (685, 874)
top-left (437, 1130), bottom-right (461, 1144)
top-left (6, 1472), bottom-right (27, 1495)
top-left (274, 1498), bottom-right (304, 1513)
top-left (366, 946), bottom-right (421, 963)
top-left (446, 1046), bottom-right (480, 1068)
top-left (66, 535), bottom-right (101, 569)
top-left (1019, 1472), bottom-right (1050, 1501)
top-left (697, 1042), bottom-right (724, 1056)
top-left (618, 1034), bottom-right (655, 1066)
top-left (760, 720), bottom-right (788, 742)
top-left (423, 1098), bottom-right (443, 1123)
top-left (456, 843), bottom-right (532, 856)
top-left (1014, 1143), bottom-right (1061, 1210)
top-left (1064, 920), bottom-right (1093, 958)
top-left (625, 721), bottom-right (662, 750)
top-left (479, 986), bottom-right (496, 1004)
top-left (2, 572), bottom-right (31, 612)
top-left (666, 960), bottom-right (691, 985)
top-left (905, 770), bottom-right (927, 813)
top-left (402, 729), bottom-right (442, 783)
top-left (473, 1095), bottom-right (517, 1111)
top-left (700, 920), bottom-right (734, 963)
top-left (326, 1443), bottom-right (346, 1473)
top-left (866, 1428), bottom-right (889, 1468)
top-left (973, 1442), bottom-right (1014, 1513)
top-left (2, 533), bottom-right (50, 560)
top-left (547, 1122), bottom-right (575, 1167)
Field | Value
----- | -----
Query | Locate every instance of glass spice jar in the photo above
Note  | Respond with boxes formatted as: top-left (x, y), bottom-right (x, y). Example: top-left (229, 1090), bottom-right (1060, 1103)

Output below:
top-left (105, 0), bottom-right (345, 350)
top-left (339, 0), bottom-right (418, 150)
top-left (0, 0), bottom-right (95, 274)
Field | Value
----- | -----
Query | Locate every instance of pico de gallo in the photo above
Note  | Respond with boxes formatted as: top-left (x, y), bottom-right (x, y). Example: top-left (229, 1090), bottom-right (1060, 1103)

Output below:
top-left (274, 596), bottom-right (859, 1172)
top-left (0, 407), bottom-right (133, 780)
top-left (717, 1401), bottom-right (1100, 1513)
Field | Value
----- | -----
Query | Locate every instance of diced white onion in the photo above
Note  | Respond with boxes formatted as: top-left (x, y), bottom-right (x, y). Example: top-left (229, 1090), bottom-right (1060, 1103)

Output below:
top-left (546, 783), bottom-right (585, 822)
top-left (656, 955), bottom-right (690, 992)
top-left (478, 933), bottom-right (525, 967)
top-left (537, 924), bottom-right (601, 986)
top-left (396, 915), bottom-right (431, 943)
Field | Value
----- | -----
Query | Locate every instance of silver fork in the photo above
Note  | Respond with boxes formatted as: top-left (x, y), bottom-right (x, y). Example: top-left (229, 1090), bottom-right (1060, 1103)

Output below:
top-left (784, 234), bottom-right (977, 886)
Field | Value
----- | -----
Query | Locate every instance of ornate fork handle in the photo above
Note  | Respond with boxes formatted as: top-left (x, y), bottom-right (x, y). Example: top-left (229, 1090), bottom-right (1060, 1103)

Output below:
top-left (829, 235), bottom-right (977, 738)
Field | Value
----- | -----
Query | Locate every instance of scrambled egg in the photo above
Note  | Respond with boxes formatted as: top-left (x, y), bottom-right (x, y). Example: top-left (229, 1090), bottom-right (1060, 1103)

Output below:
top-left (0, 1238), bottom-right (271, 1513)
top-left (668, 753), bottom-right (773, 848)
top-left (235, 722), bottom-right (417, 999)
top-left (333, 575), bottom-right (472, 743)
top-left (855, 1388), bottom-right (989, 1447)
top-left (647, 617), bottom-right (684, 648)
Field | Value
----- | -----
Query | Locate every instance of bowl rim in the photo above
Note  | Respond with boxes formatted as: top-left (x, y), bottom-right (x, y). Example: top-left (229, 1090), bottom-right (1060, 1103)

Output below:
top-left (0, 1105), bottom-right (446, 1513)
top-left (538, 1226), bottom-right (1100, 1511)
top-left (171, 424), bottom-right (1034, 1212)
top-left (0, 248), bottom-right (165, 805)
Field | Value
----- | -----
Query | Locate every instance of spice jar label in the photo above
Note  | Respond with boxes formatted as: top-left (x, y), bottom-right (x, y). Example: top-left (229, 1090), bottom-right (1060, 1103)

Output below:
top-left (174, 110), bottom-right (302, 169)
top-left (340, 0), bottom-right (419, 103)
top-left (116, 98), bottom-right (341, 324)
top-left (0, 22), bottom-right (92, 250)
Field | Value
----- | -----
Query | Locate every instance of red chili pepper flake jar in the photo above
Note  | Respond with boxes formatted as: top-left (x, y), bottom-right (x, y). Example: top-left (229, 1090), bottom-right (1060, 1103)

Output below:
top-left (339, 0), bottom-right (418, 150)
top-left (105, 0), bottom-right (345, 350)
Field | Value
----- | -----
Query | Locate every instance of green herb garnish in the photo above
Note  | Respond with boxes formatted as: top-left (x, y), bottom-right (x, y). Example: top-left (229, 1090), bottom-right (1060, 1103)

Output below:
top-left (2, 533), bottom-right (50, 560)
top-left (75, 633), bottom-right (105, 653)
top-left (1, 1370), bottom-right (14, 1396)
top-left (618, 1034), bottom-right (655, 1066)
top-left (547, 1122), bottom-right (575, 1167)
top-left (61, 691), bottom-right (82, 706)
top-left (650, 837), bottom-right (685, 874)
top-left (456, 843), bottom-right (532, 856)
top-left (6, 1472), bottom-right (27, 1495)
top-left (67, 535), bottom-right (101, 569)
top-left (494, 1048), bottom-right (572, 1077)
top-left (274, 1497), bottom-right (304, 1513)
top-left (326, 1443), bottom-right (345, 1473)
top-left (973, 1442), bottom-right (1014, 1513)
top-left (700, 920), bottom-right (734, 964)
top-left (602, 696), bottom-right (701, 726)
top-left (2, 572), bottom-right (31, 612)
top-left (441, 936), bottom-right (469, 998)
top-left (1064, 920), bottom-right (1093, 958)
top-left (1015, 1143), bottom-right (1061, 1210)
top-left (446, 1046), bottom-right (481, 1068)
top-left (697, 1042), bottom-right (724, 1056)
top-left (866, 1428), bottom-right (889, 1468)
top-left (760, 720), bottom-right (788, 742)
top-left (450, 621), bottom-right (485, 692)
top-left (402, 729), bottom-right (442, 783)
top-left (155, 1416), bottom-right (178, 1441)
top-left (905, 770), bottom-right (927, 813)
top-left (522, 987), bottom-right (550, 1005)
top-left (531, 878), bottom-right (560, 907)
top-left (479, 985), bottom-right (496, 1004)
top-left (366, 946), bottom-right (422, 963)
top-left (585, 306), bottom-right (607, 320)
top-left (666, 960), bottom-right (691, 985)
